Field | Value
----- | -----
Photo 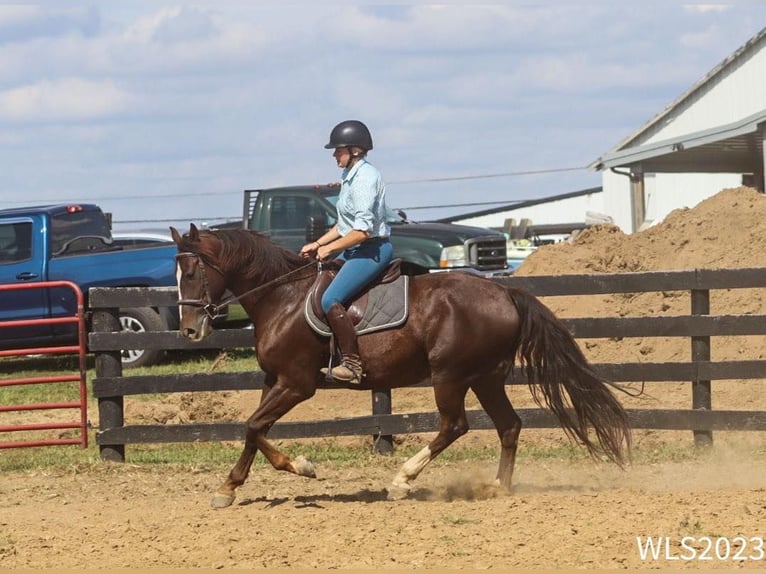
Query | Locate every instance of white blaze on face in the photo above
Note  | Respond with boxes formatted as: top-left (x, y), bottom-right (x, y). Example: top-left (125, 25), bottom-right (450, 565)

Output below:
top-left (176, 262), bottom-right (185, 322)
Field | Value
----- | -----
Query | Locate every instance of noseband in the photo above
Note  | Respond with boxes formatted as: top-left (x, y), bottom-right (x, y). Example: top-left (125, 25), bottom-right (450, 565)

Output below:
top-left (175, 251), bottom-right (224, 321)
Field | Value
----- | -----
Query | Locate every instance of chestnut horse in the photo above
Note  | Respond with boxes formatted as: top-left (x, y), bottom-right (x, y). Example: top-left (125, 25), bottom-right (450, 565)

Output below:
top-left (170, 224), bottom-right (631, 508)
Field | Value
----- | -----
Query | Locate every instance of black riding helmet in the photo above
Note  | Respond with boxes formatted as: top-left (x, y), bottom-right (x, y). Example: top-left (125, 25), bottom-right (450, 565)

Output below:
top-left (324, 120), bottom-right (373, 151)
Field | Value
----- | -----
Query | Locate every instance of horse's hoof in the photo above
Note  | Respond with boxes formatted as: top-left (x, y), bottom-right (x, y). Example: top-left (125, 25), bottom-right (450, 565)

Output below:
top-left (210, 492), bottom-right (236, 509)
top-left (292, 455), bottom-right (316, 478)
top-left (494, 476), bottom-right (513, 493)
top-left (386, 483), bottom-right (411, 501)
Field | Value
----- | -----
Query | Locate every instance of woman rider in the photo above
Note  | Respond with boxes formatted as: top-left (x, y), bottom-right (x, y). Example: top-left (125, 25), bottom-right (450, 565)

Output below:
top-left (300, 120), bottom-right (393, 384)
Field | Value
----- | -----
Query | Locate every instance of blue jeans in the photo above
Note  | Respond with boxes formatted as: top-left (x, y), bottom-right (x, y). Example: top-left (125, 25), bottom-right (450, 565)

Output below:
top-left (321, 237), bottom-right (393, 314)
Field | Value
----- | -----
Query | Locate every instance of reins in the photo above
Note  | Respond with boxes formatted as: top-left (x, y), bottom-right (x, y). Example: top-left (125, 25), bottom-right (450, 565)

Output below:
top-left (176, 251), bottom-right (317, 320)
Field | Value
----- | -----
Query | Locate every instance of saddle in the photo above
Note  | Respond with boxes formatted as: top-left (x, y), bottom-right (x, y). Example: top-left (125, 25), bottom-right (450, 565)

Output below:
top-left (304, 258), bottom-right (409, 336)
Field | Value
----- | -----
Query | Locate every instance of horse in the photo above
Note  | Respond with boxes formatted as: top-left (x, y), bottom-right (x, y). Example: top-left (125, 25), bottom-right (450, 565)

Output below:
top-left (170, 223), bottom-right (631, 508)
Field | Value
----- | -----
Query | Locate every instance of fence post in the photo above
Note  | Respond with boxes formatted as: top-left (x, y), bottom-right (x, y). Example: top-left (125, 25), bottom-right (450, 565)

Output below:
top-left (92, 305), bottom-right (126, 462)
top-left (371, 389), bottom-right (394, 454)
top-left (691, 288), bottom-right (712, 447)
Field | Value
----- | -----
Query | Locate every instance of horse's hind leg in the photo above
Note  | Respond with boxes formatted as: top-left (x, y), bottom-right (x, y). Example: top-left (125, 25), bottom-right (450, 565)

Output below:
top-left (471, 379), bottom-right (521, 492)
top-left (387, 381), bottom-right (470, 500)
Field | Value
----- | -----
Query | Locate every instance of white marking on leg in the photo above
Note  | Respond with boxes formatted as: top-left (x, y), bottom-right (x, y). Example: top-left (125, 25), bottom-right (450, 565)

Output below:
top-left (391, 445), bottom-right (433, 490)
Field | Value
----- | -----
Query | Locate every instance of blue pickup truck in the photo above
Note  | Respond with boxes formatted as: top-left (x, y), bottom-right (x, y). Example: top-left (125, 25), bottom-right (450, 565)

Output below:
top-left (0, 203), bottom-right (178, 368)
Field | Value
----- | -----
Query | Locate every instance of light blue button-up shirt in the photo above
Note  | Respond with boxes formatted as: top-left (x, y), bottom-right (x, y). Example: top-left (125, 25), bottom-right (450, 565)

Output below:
top-left (336, 159), bottom-right (390, 238)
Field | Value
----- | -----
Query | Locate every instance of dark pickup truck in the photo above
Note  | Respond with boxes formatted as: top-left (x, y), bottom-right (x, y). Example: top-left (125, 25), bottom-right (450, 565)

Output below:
top-left (241, 184), bottom-right (508, 275)
top-left (0, 203), bottom-right (178, 368)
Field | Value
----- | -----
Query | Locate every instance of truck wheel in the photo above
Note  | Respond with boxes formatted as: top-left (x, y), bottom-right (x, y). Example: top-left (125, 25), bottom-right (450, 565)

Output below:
top-left (119, 307), bottom-right (166, 369)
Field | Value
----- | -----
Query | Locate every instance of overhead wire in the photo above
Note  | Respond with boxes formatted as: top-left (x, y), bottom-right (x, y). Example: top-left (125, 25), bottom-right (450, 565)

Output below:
top-left (6, 164), bottom-right (589, 225)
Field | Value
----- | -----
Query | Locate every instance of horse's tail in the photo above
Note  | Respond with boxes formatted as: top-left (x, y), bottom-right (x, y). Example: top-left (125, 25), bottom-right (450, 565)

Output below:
top-left (507, 287), bottom-right (632, 466)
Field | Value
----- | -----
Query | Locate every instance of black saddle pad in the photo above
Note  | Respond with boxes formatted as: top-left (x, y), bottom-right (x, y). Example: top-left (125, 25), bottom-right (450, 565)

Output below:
top-left (304, 275), bottom-right (409, 336)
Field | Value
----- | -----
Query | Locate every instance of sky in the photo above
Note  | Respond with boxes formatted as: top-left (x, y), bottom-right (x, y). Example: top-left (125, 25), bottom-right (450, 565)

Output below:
top-left (1, 2), bottom-right (765, 232)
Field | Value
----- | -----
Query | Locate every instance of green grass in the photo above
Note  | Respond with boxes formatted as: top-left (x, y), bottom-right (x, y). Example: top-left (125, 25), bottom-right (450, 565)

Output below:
top-left (0, 437), bottom-right (381, 473)
top-left (0, 349), bottom-right (259, 460)
top-left (0, 348), bottom-right (259, 403)
top-left (225, 303), bottom-right (249, 323)
top-left (514, 441), bottom-right (705, 464)
top-left (0, 351), bottom-right (739, 475)
top-left (0, 354), bottom-right (90, 404)
top-left (0, 427), bottom-right (717, 475)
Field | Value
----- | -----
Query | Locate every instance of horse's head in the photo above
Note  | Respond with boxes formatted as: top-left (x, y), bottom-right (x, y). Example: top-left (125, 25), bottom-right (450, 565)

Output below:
top-left (170, 223), bottom-right (227, 342)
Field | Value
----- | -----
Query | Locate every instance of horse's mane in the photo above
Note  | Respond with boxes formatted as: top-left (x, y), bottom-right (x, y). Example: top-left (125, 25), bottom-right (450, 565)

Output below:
top-left (181, 228), bottom-right (307, 279)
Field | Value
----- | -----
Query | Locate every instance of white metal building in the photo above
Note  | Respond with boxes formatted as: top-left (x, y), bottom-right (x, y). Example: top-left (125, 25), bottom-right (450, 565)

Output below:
top-left (446, 26), bottom-right (766, 235)
top-left (592, 25), bottom-right (766, 232)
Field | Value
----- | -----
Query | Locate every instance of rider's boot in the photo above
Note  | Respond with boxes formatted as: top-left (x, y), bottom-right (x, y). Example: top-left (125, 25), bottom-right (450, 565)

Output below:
top-left (324, 302), bottom-right (364, 384)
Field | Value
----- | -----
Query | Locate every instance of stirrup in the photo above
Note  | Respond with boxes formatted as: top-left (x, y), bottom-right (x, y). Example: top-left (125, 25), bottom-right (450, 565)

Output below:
top-left (322, 355), bottom-right (364, 385)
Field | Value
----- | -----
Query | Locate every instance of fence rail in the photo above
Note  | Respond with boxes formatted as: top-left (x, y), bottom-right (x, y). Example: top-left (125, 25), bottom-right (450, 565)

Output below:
top-left (89, 268), bottom-right (766, 462)
top-left (0, 281), bottom-right (89, 449)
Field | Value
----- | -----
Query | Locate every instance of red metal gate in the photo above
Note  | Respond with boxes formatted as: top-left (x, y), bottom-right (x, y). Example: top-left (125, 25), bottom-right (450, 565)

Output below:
top-left (0, 281), bottom-right (88, 449)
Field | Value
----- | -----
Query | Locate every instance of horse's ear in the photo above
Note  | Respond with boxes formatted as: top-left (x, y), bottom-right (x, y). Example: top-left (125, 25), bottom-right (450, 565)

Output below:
top-left (169, 226), bottom-right (182, 246)
top-left (189, 223), bottom-right (200, 241)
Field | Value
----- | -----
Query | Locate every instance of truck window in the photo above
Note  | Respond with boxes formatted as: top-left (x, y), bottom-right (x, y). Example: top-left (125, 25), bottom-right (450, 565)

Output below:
top-left (270, 196), bottom-right (330, 230)
top-left (50, 208), bottom-right (111, 254)
top-left (0, 221), bottom-right (33, 263)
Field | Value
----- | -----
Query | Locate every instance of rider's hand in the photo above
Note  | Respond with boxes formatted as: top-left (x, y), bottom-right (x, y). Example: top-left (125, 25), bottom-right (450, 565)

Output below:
top-left (299, 242), bottom-right (319, 259)
top-left (316, 244), bottom-right (336, 261)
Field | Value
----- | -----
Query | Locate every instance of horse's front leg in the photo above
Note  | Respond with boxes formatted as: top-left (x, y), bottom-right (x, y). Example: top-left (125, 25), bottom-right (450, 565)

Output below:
top-left (211, 377), bottom-right (315, 508)
top-left (210, 378), bottom-right (273, 508)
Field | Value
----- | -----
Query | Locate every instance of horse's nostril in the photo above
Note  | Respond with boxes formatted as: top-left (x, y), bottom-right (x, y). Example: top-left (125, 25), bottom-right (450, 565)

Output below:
top-left (182, 327), bottom-right (196, 338)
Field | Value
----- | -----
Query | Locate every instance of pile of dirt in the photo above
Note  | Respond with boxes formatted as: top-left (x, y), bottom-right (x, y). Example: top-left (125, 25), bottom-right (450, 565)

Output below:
top-left (518, 185), bottom-right (766, 276)
top-left (511, 186), bottom-right (766, 414)
top-left (516, 185), bottom-right (766, 356)
top-left (127, 391), bottom-right (242, 424)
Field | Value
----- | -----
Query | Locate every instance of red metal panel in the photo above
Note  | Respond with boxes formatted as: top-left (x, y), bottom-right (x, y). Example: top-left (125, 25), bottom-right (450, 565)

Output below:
top-left (0, 281), bottom-right (88, 449)
top-left (0, 375), bottom-right (80, 387)
top-left (0, 346), bottom-right (81, 357)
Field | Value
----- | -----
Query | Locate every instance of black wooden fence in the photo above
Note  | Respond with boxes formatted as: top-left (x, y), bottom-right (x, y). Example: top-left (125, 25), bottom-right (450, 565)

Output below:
top-left (89, 268), bottom-right (766, 462)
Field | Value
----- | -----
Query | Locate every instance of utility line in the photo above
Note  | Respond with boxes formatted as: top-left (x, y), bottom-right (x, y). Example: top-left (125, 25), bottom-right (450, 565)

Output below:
top-left (5, 165), bottom-right (587, 205)
top-left (112, 199), bottom-right (525, 223)
top-left (114, 217), bottom-right (240, 224)
top-left (400, 199), bottom-right (523, 211)
top-left (1, 190), bottom-right (241, 204)
top-left (388, 166), bottom-right (585, 185)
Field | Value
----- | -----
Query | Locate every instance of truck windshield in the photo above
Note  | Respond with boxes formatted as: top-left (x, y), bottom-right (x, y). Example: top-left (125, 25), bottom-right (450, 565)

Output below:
top-left (50, 209), bottom-right (111, 254)
top-left (323, 191), bottom-right (405, 224)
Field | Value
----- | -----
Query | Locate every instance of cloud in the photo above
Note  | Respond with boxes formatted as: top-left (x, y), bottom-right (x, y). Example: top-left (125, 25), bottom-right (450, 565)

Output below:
top-left (680, 25), bottom-right (722, 49)
top-left (1, 3), bottom-right (766, 225)
top-left (126, 5), bottom-right (217, 44)
top-left (683, 4), bottom-right (730, 14)
top-left (0, 78), bottom-right (133, 123)
top-left (0, 5), bottom-right (99, 44)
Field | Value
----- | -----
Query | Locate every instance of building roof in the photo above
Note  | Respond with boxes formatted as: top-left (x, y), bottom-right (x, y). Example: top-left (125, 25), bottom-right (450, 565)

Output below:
top-left (604, 25), bottom-right (766, 155)
top-left (433, 186), bottom-right (602, 223)
top-left (589, 23), bottom-right (766, 176)
top-left (590, 109), bottom-right (766, 173)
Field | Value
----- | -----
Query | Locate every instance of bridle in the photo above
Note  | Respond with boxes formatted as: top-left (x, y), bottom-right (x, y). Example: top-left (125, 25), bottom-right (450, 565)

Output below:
top-left (175, 251), bottom-right (317, 320)
top-left (175, 251), bottom-right (225, 321)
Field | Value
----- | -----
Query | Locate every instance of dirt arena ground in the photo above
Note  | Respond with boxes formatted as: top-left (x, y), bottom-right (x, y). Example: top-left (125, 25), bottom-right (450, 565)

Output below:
top-left (3, 187), bottom-right (766, 570)
top-left (2, 434), bottom-right (766, 570)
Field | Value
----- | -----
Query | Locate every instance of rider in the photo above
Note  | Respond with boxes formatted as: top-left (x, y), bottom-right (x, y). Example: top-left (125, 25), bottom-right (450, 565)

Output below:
top-left (300, 120), bottom-right (393, 384)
